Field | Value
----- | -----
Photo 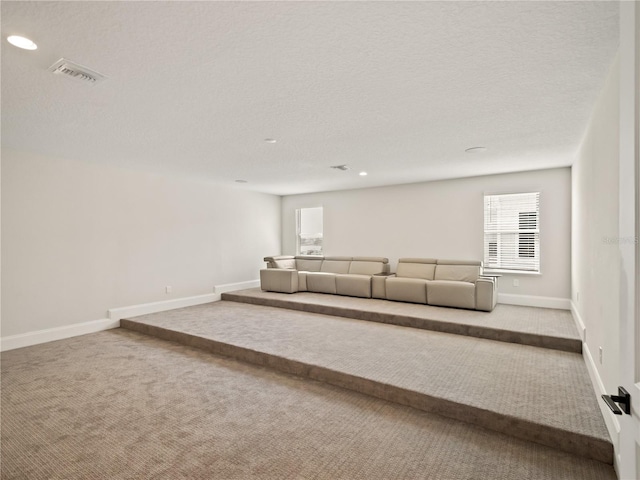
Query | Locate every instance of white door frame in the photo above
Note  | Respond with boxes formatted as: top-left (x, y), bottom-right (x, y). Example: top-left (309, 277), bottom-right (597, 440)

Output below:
top-left (615, 2), bottom-right (639, 479)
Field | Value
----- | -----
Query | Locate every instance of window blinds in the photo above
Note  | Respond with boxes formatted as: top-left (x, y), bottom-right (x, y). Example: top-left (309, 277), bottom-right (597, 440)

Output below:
top-left (296, 207), bottom-right (324, 255)
top-left (483, 192), bottom-right (540, 272)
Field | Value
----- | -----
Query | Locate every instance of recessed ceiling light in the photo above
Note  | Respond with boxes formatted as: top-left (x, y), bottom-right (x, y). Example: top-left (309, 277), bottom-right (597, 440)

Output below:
top-left (465, 147), bottom-right (487, 153)
top-left (264, 138), bottom-right (277, 144)
top-left (7, 35), bottom-right (37, 50)
top-left (359, 171), bottom-right (368, 176)
top-left (235, 179), bottom-right (248, 183)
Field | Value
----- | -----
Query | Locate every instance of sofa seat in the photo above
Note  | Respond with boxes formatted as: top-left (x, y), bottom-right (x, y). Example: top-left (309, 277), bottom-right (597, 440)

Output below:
top-left (306, 272), bottom-right (338, 294)
top-left (428, 280), bottom-right (475, 310)
top-left (386, 277), bottom-right (428, 304)
top-left (336, 274), bottom-right (372, 298)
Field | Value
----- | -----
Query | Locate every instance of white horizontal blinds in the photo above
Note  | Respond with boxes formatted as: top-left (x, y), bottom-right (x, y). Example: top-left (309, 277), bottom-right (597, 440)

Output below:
top-left (484, 192), bottom-right (540, 272)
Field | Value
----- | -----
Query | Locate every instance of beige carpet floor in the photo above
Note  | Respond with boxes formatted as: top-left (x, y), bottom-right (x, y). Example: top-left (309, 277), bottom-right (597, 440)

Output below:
top-left (1, 329), bottom-right (616, 480)
top-left (123, 301), bottom-right (609, 449)
top-left (223, 289), bottom-right (581, 352)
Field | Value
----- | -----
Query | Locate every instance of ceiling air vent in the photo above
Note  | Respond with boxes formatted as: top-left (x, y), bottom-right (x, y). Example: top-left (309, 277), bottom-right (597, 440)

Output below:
top-left (330, 165), bottom-right (349, 171)
top-left (48, 58), bottom-right (107, 85)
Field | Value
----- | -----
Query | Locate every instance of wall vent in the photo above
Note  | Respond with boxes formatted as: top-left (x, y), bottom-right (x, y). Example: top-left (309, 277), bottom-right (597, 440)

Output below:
top-left (48, 58), bottom-right (107, 85)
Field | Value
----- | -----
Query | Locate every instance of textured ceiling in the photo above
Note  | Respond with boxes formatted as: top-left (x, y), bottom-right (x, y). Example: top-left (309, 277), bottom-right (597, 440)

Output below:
top-left (1, 1), bottom-right (619, 195)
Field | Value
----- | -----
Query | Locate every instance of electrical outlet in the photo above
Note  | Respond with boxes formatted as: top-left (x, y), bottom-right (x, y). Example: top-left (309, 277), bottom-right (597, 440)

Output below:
top-left (513, 279), bottom-right (519, 287)
top-left (165, 286), bottom-right (172, 294)
top-left (599, 347), bottom-right (603, 364)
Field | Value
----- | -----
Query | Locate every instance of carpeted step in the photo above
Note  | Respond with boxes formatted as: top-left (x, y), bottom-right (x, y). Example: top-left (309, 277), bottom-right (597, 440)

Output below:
top-left (222, 288), bottom-right (582, 353)
top-left (120, 301), bottom-right (612, 465)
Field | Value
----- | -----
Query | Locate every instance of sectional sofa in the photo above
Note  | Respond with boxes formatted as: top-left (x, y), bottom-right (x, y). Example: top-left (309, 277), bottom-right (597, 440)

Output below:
top-left (261, 255), bottom-right (390, 297)
top-left (260, 255), bottom-right (498, 311)
top-left (372, 258), bottom-right (497, 311)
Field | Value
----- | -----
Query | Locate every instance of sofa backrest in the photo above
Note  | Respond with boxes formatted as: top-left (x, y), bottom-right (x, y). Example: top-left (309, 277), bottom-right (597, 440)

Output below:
top-left (348, 257), bottom-right (390, 275)
top-left (434, 259), bottom-right (481, 283)
top-left (321, 256), bottom-right (352, 274)
top-left (396, 258), bottom-right (437, 280)
top-left (295, 256), bottom-right (324, 272)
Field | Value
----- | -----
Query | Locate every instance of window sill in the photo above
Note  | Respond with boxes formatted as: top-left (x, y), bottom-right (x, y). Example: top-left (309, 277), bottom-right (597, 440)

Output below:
top-left (482, 269), bottom-right (541, 276)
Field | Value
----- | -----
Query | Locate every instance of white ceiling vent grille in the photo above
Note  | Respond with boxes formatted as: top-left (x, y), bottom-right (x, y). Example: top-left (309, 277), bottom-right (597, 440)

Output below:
top-left (48, 58), bottom-right (107, 85)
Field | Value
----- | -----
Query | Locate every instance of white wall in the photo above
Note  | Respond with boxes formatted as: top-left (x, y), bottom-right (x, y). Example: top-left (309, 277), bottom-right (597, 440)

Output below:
top-left (571, 53), bottom-right (620, 401)
top-left (282, 168), bottom-right (571, 300)
top-left (572, 38), bottom-right (640, 476)
top-left (1, 149), bottom-right (281, 338)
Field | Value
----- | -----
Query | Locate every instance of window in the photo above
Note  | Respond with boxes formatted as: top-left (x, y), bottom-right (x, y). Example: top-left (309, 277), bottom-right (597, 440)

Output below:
top-left (483, 192), bottom-right (540, 272)
top-left (518, 212), bottom-right (537, 258)
top-left (296, 207), bottom-right (323, 255)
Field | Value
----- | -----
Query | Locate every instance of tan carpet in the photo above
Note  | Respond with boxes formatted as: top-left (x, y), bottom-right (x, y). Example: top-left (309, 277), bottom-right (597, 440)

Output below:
top-left (121, 301), bottom-right (611, 464)
top-left (223, 289), bottom-right (581, 352)
top-left (1, 329), bottom-right (615, 480)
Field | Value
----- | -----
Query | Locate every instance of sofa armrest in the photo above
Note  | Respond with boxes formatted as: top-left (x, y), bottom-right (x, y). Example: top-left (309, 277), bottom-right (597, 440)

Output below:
top-left (476, 277), bottom-right (497, 311)
top-left (263, 255), bottom-right (296, 269)
top-left (372, 273), bottom-right (395, 299)
top-left (260, 268), bottom-right (298, 293)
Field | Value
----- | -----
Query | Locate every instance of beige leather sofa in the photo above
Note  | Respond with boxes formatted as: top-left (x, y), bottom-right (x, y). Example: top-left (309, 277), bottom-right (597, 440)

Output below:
top-left (261, 255), bottom-right (390, 298)
top-left (372, 258), bottom-right (497, 311)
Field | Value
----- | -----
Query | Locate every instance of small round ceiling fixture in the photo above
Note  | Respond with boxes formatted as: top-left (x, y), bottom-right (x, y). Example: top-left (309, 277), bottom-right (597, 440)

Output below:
top-left (235, 179), bottom-right (248, 183)
top-left (264, 138), bottom-right (277, 144)
top-left (465, 147), bottom-right (487, 154)
top-left (7, 35), bottom-right (37, 50)
top-left (359, 171), bottom-right (368, 176)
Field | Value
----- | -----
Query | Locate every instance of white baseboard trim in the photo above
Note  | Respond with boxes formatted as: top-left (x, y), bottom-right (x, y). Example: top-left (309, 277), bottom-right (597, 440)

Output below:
top-left (582, 342), bottom-right (621, 450)
top-left (1, 317), bottom-right (119, 352)
top-left (497, 293), bottom-right (571, 310)
top-left (108, 293), bottom-right (218, 322)
top-left (110, 280), bottom-right (259, 322)
top-left (1, 281), bottom-right (260, 353)
top-left (214, 279), bottom-right (260, 294)
top-left (569, 301), bottom-right (587, 342)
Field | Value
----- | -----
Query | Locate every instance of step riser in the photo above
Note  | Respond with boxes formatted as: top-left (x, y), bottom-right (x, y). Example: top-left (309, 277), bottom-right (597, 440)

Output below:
top-left (121, 318), bottom-right (611, 465)
top-left (221, 292), bottom-right (582, 354)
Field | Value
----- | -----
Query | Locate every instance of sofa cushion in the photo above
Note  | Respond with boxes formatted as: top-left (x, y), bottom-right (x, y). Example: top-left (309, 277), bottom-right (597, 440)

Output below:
top-left (352, 256), bottom-right (390, 263)
top-left (321, 258), bottom-right (352, 274)
top-left (434, 264), bottom-right (480, 283)
top-left (274, 258), bottom-right (296, 269)
top-left (399, 257), bottom-right (438, 264)
top-left (349, 260), bottom-right (386, 275)
top-left (396, 258), bottom-right (437, 280)
top-left (296, 257), bottom-right (323, 272)
top-left (306, 272), bottom-right (337, 294)
top-left (428, 280), bottom-right (475, 309)
top-left (436, 259), bottom-right (482, 266)
top-left (386, 277), bottom-right (428, 304)
top-left (336, 274), bottom-right (372, 298)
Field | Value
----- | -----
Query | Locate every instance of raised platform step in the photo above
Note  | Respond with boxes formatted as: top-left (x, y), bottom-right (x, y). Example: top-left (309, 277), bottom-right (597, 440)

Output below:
top-left (222, 288), bottom-right (582, 353)
top-left (121, 300), bottom-right (612, 465)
